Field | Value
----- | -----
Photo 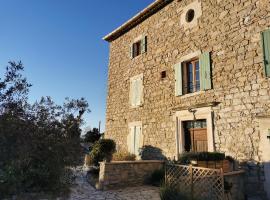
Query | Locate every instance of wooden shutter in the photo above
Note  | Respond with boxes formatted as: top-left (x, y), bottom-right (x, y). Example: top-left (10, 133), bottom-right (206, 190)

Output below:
top-left (130, 127), bottom-right (136, 154)
top-left (134, 76), bottom-right (143, 106)
top-left (141, 36), bottom-right (147, 54)
top-left (175, 62), bottom-right (183, 96)
top-left (130, 44), bottom-right (134, 59)
top-left (261, 29), bottom-right (270, 77)
top-left (134, 126), bottom-right (141, 155)
top-left (199, 52), bottom-right (212, 90)
top-left (130, 79), bottom-right (136, 106)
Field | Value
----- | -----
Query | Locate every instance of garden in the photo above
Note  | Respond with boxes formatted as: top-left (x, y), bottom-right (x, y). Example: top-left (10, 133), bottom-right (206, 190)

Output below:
top-left (83, 137), bottom-right (244, 200)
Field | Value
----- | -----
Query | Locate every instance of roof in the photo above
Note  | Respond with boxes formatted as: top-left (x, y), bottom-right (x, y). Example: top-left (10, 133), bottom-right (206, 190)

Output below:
top-left (103, 0), bottom-right (174, 42)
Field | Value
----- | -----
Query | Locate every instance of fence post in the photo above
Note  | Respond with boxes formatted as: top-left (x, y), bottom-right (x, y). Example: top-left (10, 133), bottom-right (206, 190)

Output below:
top-left (165, 163), bottom-right (167, 185)
top-left (189, 165), bottom-right (194, 200)
top-left (221, 168), bottom-right (225, 200)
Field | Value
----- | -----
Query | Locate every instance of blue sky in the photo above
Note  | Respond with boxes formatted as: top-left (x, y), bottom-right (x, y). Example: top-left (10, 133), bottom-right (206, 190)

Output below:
top-left (0, 0), bottom-right (153, 132)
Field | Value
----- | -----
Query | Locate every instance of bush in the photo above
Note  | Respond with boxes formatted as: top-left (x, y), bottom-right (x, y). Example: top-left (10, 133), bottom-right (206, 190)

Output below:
top-left (160, 184), bottom-right (191, 200)
top-left (89, 139), bottom-right (116, 166)
top-left (84, 128), bottom-right (101, 143)
top-left (145, 168), bottom-right (165, 186)
top-left (178, 152), bottom-right (225, 164)
top-left (112, 151), bottom-right (136, 161)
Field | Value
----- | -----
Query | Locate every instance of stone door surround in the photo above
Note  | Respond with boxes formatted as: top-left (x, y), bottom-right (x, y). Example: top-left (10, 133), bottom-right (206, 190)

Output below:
top-left (174, 106), bottom-right (214, 160)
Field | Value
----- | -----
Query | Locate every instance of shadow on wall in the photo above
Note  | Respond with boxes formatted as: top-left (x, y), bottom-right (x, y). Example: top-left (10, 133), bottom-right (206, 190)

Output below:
top-left (239, 160), bottom-right (270, 200)
top-left (139, 145), bottom-right (167, 161)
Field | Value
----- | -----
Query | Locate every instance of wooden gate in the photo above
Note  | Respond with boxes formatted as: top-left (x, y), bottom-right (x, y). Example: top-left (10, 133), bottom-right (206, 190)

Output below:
top-left (165, 164), bottom-right (225, 200)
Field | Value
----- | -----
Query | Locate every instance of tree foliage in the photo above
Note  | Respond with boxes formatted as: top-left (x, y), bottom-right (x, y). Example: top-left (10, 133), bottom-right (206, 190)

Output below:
top-left (0, 61), bottom-right (90, 197)
top-left (89, 139), bottom-right (116, 166)
top-left (84, 128), bottom-right (101, 143)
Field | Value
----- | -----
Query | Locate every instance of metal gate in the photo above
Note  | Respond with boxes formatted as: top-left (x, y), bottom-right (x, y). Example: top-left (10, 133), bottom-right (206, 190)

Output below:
top-left (165, 164), bottom-right (225, 200)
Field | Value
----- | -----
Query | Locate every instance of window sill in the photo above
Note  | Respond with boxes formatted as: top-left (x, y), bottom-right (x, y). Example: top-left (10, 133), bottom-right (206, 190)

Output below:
top-left (179, 90), bottom-right (205, 98)
top-left (131, 52), bottom-right (147, 60)
top-left (130, 104), bottom-right (143, 109)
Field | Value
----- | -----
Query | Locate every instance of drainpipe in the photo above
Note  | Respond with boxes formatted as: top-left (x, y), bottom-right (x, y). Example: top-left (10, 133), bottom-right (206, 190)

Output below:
top-left (188, 108), bottom-right (197, 152)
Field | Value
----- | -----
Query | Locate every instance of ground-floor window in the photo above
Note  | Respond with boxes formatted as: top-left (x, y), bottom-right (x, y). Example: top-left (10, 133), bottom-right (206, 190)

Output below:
top-left (183, 119), bottom-right (207, 152)
top-left (128, 124), bottom-right (142, 156)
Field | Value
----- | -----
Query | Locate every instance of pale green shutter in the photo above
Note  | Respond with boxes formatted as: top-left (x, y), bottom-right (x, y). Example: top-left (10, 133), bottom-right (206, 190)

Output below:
top-left (200, 52), bottom-right (212, 90)
top-left (134, 79), bottom-right (140, 106)
top-left (130, 127), bottom-right (135, 154)
top-left (175, 63), bottom-right (183, 96)
top-left (261, 30), bottom-right (270, 77)
top-left (130, 79), bottom-right (135, 106)
top-left (141, 36), bottom-right (147, 54)
top-left (130, 44), bottom-right (134, 59)
top-left (134, 126), bottom-right (141, 156)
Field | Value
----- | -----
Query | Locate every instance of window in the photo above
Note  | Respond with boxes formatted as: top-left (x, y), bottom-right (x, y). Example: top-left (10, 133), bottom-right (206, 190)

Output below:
top-left (130, 74), bottom-right (143, 107)
top-left (185, 9), bottom-right (195, 23)
top-left (175, 52), bottom-right (212, 96)
top-left (182, 59), bottom-right (200, 94)
top-left (130, 36), bottom-right (147, 59)
top-left (128, 125), bottom-right (142, 156)
top-left (133, 40), bottom-right (142, 57)
top-left (128, 123), bottom-right (142, 156)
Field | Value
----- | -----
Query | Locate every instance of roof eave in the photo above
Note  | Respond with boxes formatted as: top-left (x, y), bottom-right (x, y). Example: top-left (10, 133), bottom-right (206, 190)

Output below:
top-left (103, 0), bottom-right (173, 42)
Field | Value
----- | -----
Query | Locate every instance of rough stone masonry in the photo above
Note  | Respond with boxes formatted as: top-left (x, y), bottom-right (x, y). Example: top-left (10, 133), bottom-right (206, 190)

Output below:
top-left (104, 0), bottom-right (270, 163)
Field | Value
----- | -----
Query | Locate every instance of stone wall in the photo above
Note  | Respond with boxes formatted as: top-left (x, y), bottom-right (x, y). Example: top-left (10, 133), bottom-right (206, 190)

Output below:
top-left (98, 161), bottom-right (164, 190)
top-left (240, 162), bottom-right (268, 199)
top-left (224, 171), bottom-right (246, 200)
top-left (105, 0), bottom-right (270, 162)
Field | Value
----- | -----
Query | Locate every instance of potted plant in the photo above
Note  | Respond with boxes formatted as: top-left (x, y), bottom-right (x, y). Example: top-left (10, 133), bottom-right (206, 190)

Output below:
top-left (178, 152), bottom-right (234, 173)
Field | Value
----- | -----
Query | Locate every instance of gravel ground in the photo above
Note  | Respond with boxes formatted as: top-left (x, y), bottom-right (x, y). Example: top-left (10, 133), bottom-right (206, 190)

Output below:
top-left (67, 167), bottom-right (161, 200)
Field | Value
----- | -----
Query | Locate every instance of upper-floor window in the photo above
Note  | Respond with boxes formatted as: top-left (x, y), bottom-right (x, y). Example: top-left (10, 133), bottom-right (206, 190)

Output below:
top-left (130, 36), bottom-right (147, 59)
top-left (182, 59), bottom-right (200, 94)
top-left (130, 74), bottom-right (143, 107)
top-left (175, 52), bottom-right (212, 96)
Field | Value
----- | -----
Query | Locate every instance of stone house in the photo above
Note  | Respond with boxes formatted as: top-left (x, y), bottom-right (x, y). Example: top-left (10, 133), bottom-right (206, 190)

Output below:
top-left (103, 0), bottom-right (270, 197)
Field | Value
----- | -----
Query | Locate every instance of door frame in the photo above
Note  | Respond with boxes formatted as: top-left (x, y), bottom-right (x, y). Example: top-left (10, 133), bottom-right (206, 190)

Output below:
top-left (174, 106), bottom-right (215, 160)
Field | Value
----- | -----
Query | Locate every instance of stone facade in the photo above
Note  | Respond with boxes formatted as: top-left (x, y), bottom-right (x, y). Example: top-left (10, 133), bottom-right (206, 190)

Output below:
top-left (98, 161), bottom-right (164, 190)
top-left (104, 1), bottom-right (270, 196)
top-left (105, 0), bottom-right (270, 162)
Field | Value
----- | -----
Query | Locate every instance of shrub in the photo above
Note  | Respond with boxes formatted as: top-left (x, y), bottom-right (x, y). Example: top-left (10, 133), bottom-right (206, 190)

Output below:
top-left (84, 128), bottom-right (101, 143)
top-left (89, 139), bottom-right (116, 166)
top-left (145, 168), bottom-right (165, 186)
top-left (160, 184), bottom-right (191, 200)
top-left (112, 151), bottom-right (136, 161)
top-left (178, 152), bottom-right (225, 164)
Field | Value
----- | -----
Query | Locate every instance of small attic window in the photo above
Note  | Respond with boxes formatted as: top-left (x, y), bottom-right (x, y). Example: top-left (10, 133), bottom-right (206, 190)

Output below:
top-left (186, 9), bottom-right (195, 23)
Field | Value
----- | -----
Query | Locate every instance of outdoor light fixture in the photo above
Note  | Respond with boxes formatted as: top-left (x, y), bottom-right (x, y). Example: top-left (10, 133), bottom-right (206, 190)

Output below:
top-left (267, 129), bottom-right (270, 141)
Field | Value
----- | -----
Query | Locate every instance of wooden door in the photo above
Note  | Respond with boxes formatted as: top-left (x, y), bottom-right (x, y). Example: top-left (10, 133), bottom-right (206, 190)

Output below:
top-left (189, 128), bottom-right (208, 152)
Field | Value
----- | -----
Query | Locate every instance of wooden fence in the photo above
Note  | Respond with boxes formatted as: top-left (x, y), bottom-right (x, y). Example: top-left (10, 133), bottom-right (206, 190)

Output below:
top-left (165, 164), bottom-right (225, 200)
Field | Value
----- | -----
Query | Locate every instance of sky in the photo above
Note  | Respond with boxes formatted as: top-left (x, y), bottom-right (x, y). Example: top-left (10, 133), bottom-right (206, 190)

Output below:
top-left (0, 0), bottom-right (153, 133)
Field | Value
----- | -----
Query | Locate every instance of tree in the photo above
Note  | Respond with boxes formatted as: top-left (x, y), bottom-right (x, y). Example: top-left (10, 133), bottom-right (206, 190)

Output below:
top-left (84, 127), bottom-right (101, 143)
top-left (0, 61), bottom-right (90, 197)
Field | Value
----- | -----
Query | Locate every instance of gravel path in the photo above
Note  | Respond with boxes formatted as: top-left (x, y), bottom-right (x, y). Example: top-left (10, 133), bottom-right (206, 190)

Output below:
top-left (67, 167), bottom-right (160, 200)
